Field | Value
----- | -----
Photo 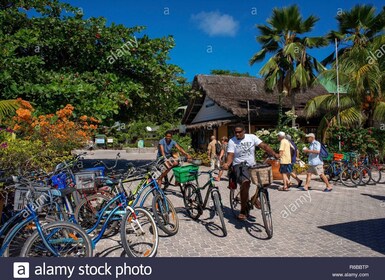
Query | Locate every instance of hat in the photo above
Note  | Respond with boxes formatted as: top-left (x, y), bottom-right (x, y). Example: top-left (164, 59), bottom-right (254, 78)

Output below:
top-left (277, 131), bottom-right (286, 137)
top-left (305, 133), bottom-right (316, 138)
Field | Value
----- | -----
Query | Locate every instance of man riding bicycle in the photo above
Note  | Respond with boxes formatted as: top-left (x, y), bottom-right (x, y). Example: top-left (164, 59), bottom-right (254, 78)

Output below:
top-left (222, 124), bottom-right (279, 220)
top-left (157, 131), bottom-right (191, 186)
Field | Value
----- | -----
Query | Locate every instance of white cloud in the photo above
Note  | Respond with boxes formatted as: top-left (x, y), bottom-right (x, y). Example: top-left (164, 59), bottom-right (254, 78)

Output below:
top-left (191, 11), bottom-right (239, 37)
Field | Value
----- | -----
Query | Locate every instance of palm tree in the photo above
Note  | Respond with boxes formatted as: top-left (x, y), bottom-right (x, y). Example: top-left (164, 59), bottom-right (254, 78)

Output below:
top-left (0, 99), bottom-right (20, 124)
top-left (306, 5), bottom-right (385, 132)
top-left (250, 5), bottom-right (328, 127)
top-left (323, 4), bottom-right (385, 65)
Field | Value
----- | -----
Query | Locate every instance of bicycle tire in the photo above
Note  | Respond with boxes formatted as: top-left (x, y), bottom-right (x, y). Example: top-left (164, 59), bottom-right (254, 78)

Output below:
top-left (182, 183), bottom-right (202, 219)
top-left (325, 165), bottom-right (337, 181)
top-left (151, 194), bottom-right (179, 236)
top-left (359, 167), bottom-right (371, 186)
top-left (368, 165), bottom-right (381, 185)
top-left (339, 167), bottom-right (359, 187)
top-left (2, 221), bottom-right (36, 257)
top-left (120, 207), bottom-right (158, 258)
top-left (259, 189), bottom-right (273, 239)
top-left (229, 188), bottom-right (241, 217)
top-left (212, 191), bottom-right (227, 236)
top-left (20, 221), bottom-right (93, 257)
top-left (74, 194), bottom-right (119, 238)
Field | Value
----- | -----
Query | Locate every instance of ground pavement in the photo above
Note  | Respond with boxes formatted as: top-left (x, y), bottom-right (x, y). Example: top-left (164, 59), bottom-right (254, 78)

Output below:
top-left (80, 150), bottom-right (385, 257)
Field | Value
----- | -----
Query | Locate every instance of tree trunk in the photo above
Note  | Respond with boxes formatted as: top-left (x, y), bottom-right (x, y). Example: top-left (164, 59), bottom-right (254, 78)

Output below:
top-left (291, 91), bottom-right (296, 128)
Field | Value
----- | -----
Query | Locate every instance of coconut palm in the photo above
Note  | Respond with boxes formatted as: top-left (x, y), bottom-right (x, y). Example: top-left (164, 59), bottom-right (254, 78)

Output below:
top-left (305, 35), bottom-right (385, 132)
top-left (0, 99), bottom-right (20, 124)
top-left (323, 4), bottom-right (385, 65)
top-left (250, 5), bottom-right (328, 127)
top-left (306, 5), bottom-right (385, 132)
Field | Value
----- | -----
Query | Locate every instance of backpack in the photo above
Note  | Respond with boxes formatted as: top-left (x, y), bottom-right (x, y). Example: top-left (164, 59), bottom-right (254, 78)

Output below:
top-left (215, 141), bottom-right (222, 156)
top-left (319, 142), bottom-right (329, 159)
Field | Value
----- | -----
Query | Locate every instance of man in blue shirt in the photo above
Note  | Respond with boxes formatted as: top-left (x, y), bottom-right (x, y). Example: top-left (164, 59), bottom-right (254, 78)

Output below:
top-left (157, 131), bottom-right (191, 187)
top-left (302, 133), bottom-right (332, 192)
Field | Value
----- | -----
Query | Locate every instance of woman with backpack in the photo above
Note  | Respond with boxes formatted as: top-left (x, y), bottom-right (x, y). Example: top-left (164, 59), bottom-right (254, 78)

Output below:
top-left (286, 134), bottom-right (303, 188)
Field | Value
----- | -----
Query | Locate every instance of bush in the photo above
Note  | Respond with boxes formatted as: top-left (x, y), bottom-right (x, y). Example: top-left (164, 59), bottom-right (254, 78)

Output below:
top-left (190, 151), bottom-right (210, 166)
top-left (0, 139), bottom-right (72, 175)
top-left (255, 126), bottom-right (306, 161)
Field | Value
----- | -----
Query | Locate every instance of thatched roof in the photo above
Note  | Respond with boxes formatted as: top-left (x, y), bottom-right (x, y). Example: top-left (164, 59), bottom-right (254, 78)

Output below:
top-left (183, 74), bottom-right (329, 125)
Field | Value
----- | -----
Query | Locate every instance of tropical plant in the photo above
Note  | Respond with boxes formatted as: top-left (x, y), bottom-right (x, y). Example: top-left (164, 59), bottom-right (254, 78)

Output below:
top-left (0, 0), bottom-right (185, 125)
top-left (305, 5), bottom-right (385, 132)
top-left (0, 99), bottom-right (21, 123)
top-left (250, 5), bottom-right (328, 127)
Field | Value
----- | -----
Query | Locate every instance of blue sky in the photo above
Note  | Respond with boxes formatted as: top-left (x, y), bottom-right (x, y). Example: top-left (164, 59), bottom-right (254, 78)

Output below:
top-left (64, 0), bottom-right (384, 81)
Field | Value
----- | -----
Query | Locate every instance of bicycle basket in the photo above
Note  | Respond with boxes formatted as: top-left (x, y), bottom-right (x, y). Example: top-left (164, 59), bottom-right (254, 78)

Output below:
top-left (249, 164), bottom-right (273, 187)
top-left (333, 153), bottom-right (344, 161)
top-left (74, 171), bottom-right (96, 190)
top-left (172, 165), bottom-right (199, 183)
top-left (14, 185), bottom-right (52, 212)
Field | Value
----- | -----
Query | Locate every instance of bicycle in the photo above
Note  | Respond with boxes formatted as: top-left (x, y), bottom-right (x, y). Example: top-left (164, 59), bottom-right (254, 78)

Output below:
top-left (228, 162), bottom-right (273, 239)
top-left (122, 163), bottom-right (179, 236)
top-left (74, 176), bottom-right (159, 257)
top-left (181, 168), bottom-right (227, 236)
top-left (0, 177), bottom-right (93, 257)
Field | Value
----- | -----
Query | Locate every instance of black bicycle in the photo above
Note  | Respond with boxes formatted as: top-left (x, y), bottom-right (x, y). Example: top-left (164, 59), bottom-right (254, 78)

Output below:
top-left (182, 169), bottom-right (227, 236)
top-left (229, 163), bottom-right (273, 239)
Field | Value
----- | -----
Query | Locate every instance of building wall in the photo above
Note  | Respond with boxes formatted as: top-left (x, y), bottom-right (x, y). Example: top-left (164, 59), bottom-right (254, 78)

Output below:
top-left (218, 125), bottom-right (227, 140)
top-left (191, 96), bottom-right (233, 124)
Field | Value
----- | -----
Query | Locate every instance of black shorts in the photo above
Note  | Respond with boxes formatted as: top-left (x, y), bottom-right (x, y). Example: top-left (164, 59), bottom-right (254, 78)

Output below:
top-left (231, 164), bottom-right (251, 185)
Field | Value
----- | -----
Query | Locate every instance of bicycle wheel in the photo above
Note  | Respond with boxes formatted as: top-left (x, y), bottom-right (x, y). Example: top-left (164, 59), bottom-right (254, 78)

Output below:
top-left (151, 193), bottom-right (179, 236)
top-left (2, 222), bottom-right (36, 257)
top-left (350, 168), bottom-right (362, 187)
top-left (325, 165), bottom-right (337, 181)
top-left (359, 167), bottom-right (371, 186)
top-left (212, 191), bottom-right (227, 236)
top-left (259, 188), bottom-right (273, 239)
top-left (182, 183), bottom-right (202, 219)
top-left (229, 188), bottom-right (241, 217)
top-left (339, 167), bottom-right (359, 187)
top-left (368, 165), bottom-right (381, 185)
top-left (120, 207), bottom-right (158, 257)
top-left (20, 221), bottom-right (93, 257)
top-left (74, 194), bottom-right (119, 238)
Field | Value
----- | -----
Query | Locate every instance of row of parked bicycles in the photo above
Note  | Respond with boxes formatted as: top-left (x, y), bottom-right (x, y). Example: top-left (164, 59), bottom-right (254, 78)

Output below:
top-left (2, 152), bottom-right (263, 258)
top-left (323, 152), bottom-right (385, 187)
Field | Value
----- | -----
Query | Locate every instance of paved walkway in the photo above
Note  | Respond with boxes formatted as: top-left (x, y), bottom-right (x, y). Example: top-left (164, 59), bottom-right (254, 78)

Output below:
top-left (83, 151), bottom-right (385, 257)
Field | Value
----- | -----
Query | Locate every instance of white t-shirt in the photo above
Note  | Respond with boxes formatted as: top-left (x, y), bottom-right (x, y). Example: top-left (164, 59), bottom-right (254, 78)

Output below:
top-left (227, 134), bottom-right (263, 166)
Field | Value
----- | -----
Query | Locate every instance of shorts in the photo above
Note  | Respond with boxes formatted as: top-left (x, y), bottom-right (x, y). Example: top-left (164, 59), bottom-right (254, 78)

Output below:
top-left (279, 164), bottom-right (293, 174)
top-left (231, 164), bottom-right (251, 185)
top-left (307, 164), bottom-right (324, 175)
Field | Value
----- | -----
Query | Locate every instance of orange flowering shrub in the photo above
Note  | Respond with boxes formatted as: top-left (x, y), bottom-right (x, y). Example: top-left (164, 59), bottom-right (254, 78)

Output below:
top-left (12, 102), bottom-right (99, 152)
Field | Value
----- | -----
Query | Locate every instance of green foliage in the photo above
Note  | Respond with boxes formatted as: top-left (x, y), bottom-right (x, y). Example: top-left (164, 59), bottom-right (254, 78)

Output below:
top-left (210, 69), bottom-right (252, 77)
top-left (254, 127), bottom-right (306, 161)
top-left (189, 151), bottom-right (210, 166)
top-left (0, 139), bottom-right (72, 174)
top-left (172, 134), bottom-right (192, 152)
top-left (326, 127), bottom-right (384, 155)
top-left (0, 0), bottom-right (185, 124)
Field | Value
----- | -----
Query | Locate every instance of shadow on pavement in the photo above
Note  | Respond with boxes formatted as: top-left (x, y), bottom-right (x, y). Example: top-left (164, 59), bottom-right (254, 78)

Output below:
top-left (319, 218), bottom-right (385, 255)
top-left (361, 193), bottom-right (385, 202)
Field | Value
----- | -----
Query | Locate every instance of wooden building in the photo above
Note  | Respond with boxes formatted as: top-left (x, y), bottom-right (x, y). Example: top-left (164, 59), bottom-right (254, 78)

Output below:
top-left (182, 74), bottom-right (329, 150)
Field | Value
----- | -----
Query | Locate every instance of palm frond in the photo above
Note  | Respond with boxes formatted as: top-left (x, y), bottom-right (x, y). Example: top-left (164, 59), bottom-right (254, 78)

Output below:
top-left (0, 99), bottom-right (20, 123)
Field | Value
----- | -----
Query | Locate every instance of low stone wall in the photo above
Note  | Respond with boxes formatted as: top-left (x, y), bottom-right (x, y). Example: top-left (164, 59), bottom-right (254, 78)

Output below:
top-left (126, 147), bottom-right (157, 154)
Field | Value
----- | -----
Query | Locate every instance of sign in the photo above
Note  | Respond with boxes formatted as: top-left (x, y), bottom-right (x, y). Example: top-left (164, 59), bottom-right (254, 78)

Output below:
top-left (107, 138), bottom-right (114, 143)
top-left (95, 138), bottom-right (105, 144)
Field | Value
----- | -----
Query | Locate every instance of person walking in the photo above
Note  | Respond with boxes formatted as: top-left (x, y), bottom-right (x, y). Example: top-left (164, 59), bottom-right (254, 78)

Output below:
top-left (302, 133), bottom-right (333, 192)
top-left (277, 132), bottom-right (292, 191)
top-left (208, 136), bottom-right (221, 170)
top-left (222, 124), bottom-right (279, 220)
top-left (215, 136), bottom-right (229, 181)
top-left (286, 134), bottom-right (303, 188)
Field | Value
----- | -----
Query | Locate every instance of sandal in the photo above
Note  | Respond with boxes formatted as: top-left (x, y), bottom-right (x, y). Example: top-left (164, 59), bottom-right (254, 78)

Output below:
top-left (278, 186), bottom-right (290, 191)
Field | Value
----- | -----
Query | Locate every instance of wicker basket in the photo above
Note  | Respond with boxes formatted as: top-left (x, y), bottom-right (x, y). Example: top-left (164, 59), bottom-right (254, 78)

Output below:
top-left (249, 164), bottom-right (273, 187)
